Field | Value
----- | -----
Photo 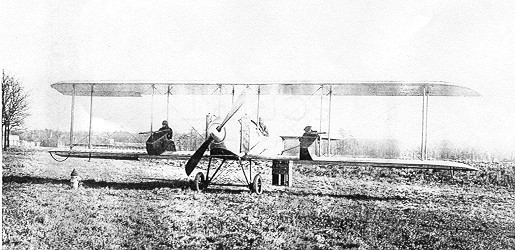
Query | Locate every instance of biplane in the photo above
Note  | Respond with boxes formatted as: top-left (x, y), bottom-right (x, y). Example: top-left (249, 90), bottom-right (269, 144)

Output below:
top-left (49, 81), bottom-right (480, 194)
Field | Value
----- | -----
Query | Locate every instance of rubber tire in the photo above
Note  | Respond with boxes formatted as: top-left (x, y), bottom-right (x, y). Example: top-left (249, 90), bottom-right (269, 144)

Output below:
top-left (193, 172), bottom-right (205, 191)
top-left (252, 174), bottom-right (263, 195)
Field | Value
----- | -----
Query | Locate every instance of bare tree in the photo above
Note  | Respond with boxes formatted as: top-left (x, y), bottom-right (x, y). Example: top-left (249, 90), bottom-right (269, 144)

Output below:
top-left (2, 70), bottom-right (30, 150)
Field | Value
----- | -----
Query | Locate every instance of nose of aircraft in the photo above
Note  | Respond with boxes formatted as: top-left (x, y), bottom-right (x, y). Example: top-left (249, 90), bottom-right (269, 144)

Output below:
top-left (185, 89), bottom-right (247, 176)
top-left (207, 120), bottom-right (226, 143)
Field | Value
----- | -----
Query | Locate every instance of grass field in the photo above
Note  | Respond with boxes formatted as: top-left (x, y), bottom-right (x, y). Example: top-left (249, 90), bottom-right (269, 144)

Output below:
top-left (3, 149), bottom-right (515, 249)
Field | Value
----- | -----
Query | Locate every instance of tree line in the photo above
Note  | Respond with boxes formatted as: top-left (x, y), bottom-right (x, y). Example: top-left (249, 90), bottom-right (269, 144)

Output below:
top-left (12, 128), bottom-right (512, 161)
top-left (15, 128), bottom-right (205, 150)
top-left (332, 138), bottom-right (511, 162)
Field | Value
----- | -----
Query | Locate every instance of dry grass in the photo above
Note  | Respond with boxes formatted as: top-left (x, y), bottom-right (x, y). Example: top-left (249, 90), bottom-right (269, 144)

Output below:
top-left (3, 148), bottom-right (515, 249)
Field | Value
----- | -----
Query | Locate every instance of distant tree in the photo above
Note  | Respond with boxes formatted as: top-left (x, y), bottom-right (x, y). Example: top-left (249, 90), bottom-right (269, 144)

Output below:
top-left (2, 70), bottom-right (30, 150)
top-left (438, 140), bottom-right (454, 160)
top-left (176, 129), bottom-right (204, 151)
top-left (382, 138), bottom-right (400, 159)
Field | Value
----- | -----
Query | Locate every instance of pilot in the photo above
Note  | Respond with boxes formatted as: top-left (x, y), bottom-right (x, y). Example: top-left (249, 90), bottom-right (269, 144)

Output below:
top-left (159, 120), bottom-right (170, 131)
top-left (159, 120), bottom-right (173, 139)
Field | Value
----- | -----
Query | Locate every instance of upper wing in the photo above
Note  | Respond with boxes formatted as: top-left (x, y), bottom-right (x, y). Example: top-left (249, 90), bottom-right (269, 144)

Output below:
top-left (51, 81), bottom-right (480, 97)
top-left (245, 154), bottom-right (478, 171)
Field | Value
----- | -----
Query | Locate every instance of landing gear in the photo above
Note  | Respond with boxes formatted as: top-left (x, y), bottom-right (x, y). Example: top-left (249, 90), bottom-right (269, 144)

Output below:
top-left (251, 174), bottom-right (263, 194)
top-left (190, 157), bottom-right (264, 194)
top-left (192, 172), bottom-right (205, 191)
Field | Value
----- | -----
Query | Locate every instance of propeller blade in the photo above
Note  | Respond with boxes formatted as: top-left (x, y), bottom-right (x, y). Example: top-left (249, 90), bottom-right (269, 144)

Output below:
top-left (185, 89), bottom-right (246, 176)
top-left (217, 89), bottom-right (246, 131)
top-left (185, 136), bottom-right (213, 176)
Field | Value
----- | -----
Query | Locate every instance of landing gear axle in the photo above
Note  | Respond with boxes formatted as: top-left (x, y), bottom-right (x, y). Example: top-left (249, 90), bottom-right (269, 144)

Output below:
top-left (190, 157), bottom-right (264, 194)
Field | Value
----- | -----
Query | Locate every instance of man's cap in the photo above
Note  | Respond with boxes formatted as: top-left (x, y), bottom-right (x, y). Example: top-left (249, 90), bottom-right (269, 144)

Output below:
top-left (162, 120), bottom-right (168, 125)
top-left (304, 126), bottom-right (312, 132)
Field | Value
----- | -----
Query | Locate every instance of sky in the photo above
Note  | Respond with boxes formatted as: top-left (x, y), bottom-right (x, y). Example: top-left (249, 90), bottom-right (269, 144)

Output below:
top-left (1, 1), bottom-right (514, 155)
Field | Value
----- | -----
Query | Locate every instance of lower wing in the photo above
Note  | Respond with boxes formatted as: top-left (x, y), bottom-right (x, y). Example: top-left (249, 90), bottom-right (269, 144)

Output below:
top-left (48, 148), bottom-right (197, 161)
top-left (246, 154), bottom-right (478, 171)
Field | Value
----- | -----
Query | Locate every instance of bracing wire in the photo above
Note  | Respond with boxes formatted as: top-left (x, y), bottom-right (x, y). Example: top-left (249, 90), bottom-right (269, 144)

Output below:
top-left (282, 86), bottom-right (324, 136)
top-left (166, 93), bottom-right (206, 140)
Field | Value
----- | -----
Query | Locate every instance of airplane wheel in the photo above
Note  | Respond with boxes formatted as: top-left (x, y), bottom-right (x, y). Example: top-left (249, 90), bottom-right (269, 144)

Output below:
top-left (192, 172), bottom-right (205, 191)
top-left (252, 174), bottom-right (263, 195)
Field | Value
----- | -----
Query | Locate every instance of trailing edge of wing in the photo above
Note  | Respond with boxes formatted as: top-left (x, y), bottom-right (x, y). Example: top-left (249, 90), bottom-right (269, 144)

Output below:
top-left (48, 148), bottom-right (198, 161)
top-left (245, 154), bottom-right (478, 171)
top-left (302, 158), bottom-right (479, 171)
top-left (51, 81), bottom-right (480, 97)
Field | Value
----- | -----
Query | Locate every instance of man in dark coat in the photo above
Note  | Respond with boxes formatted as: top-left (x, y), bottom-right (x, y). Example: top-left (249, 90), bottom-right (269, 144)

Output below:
top-left (146, 120), bottom-right (175, 155)
top-left (159, 120), bottom-right (173, 139)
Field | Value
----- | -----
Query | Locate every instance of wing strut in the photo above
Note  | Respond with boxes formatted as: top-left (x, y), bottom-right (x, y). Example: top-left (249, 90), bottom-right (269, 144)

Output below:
top-left (327, 85), bottom-right (333, 156)
top-left (150, 84), bottom-right (155, 133)
top-left (166, 85), bottom-right (170, 122)
top-left (88, 84), bottom-right (94, 149)
top-left (217, 84), bottom-right (222, 116)
top-left (231, 85), bottom-right (235, 105)
top-left (420, 86), bottom-right (429, 160)
top-left (319, 85), bottom-right (324, 156)
top-left (425, 88), bottom-right (429, 159)
top-left (256, 85), bottom-right (261, 122)
top-left (69, 84), bottom-right (76, 149)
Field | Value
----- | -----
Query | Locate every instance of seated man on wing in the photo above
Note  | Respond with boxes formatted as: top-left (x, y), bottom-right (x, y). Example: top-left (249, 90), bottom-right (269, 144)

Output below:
top-left (158, 120), bottom-right (173, 139)
top-left (146, 120), bottom-right (175, 155)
